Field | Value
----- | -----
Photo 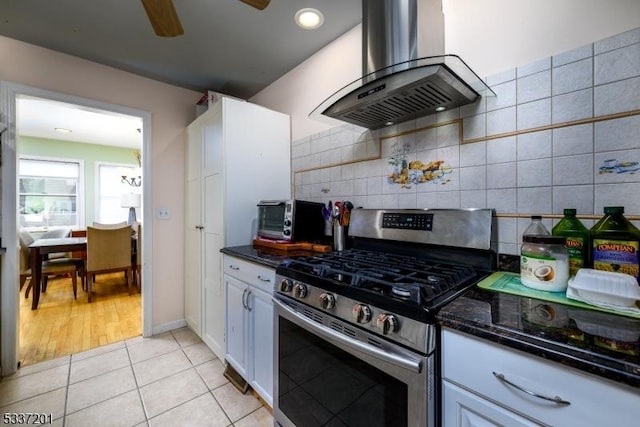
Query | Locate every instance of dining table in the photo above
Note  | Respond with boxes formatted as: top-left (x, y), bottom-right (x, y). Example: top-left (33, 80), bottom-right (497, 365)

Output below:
top-left (29, 237), bottom-right (87, 310)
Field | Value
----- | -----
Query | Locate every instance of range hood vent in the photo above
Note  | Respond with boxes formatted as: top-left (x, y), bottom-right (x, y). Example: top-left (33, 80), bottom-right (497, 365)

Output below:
top-left (312, 0), bottom-right (494, 130)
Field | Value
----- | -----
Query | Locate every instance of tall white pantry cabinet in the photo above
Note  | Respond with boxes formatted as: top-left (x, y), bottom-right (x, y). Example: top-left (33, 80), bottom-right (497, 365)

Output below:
top-left (184, 96), bottom-right (291, 360)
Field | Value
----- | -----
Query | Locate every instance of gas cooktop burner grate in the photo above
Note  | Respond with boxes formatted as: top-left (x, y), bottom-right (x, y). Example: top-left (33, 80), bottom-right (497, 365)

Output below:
top-left (280, 249), bottom-right (479, 306)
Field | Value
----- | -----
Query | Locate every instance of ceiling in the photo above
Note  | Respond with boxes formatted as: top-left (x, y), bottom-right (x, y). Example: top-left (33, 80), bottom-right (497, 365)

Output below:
top-left (2, 0), bottom-right (361, 147)
top-left (17, 96), bottom-right (144, 149)
top-left (1, 0), bottom-right (361, 98)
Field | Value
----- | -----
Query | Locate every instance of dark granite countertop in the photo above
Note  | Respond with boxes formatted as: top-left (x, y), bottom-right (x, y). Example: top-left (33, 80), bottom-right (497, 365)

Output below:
top-left (437, 287), bottom-right (640, 390)
top-left (220, 245), bottom-right (314, 269)
top-left (222, 246), bottom-right (640, 390)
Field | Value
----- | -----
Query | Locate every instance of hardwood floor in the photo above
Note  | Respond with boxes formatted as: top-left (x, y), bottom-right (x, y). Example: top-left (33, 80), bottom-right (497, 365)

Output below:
top-left (19, 272), bottom-right (141, 367)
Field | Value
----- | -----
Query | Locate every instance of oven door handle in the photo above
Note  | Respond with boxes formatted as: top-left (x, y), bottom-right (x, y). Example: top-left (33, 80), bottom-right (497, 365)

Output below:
top-left (274, 297), bottom-right (423, 373)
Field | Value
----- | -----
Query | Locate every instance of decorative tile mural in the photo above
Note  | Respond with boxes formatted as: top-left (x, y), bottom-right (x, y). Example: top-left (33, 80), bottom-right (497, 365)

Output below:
top-left (598, 159), bottom-right (640, 175)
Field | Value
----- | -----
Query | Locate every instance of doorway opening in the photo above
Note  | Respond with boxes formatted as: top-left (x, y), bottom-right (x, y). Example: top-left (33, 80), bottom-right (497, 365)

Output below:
top-left (1, 82), bottom-right (153, 375)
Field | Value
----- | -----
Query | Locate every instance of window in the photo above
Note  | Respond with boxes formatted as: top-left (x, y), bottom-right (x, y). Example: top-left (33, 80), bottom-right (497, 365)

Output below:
top-left (96, 163), bottom-right (141, 223)
top-left (19, 157), bottom-right (82, 229)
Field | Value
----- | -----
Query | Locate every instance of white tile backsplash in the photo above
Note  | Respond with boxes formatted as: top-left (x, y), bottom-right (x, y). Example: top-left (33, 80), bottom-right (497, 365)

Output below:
top-left (487, 163), bottom-right (516, 190)
top-left (462, 114), bottom-right (486, 140)
top-left (594, 27), bottom-right (640, 55)
top-left (486, 68), bottom-right (516, 86)
top-left (593, 43), bottom-right (640, 85)
top-left (517, 186), bottom-right (552, 213)
top-left (553, 123), bottom-right (594, 156)
top-left (594, 115), bottom-right (640, 152)
top-left (517, 70), bottom-right (551, 103)
top-left (552, 185), bottom-right (594, 215)
top-left (552, 58), bottom-right (593, 95)
top-left (553, 43), bottom-right (593, 67)
top-left (486, 80), bottom-right (517, 112)
top-left (517, 98), bottom-right (551, 130)
top-left (594, 75), bottom-right (640, 116)
top-left (553, 154), bottom-right (594, 186)
top-left (487, 136), bottom-right (517, 164)
top-left (487, 106), bottom-right (517, 136)
top-left (516, 130), bottom-right (552, 161)
top-left (518, 158), bottom-right (552, 187)
top-left (552, 88), bottom-right (593, 123)
top-left (292, 27), bottom-right (640, 254)
top-left (460, 166), bottom-right (486, 190)
top-left (517, 57), bottom-right (551, 77)
top-left (460, 141), bottom-right (486, 167)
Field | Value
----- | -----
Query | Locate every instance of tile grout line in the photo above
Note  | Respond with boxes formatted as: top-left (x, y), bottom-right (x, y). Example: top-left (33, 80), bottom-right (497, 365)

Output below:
top-left (124, 337), bottom-right (148, 424)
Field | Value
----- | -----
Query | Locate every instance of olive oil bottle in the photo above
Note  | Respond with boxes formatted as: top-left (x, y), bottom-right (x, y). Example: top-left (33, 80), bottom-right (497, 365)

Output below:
top-left (590, 206), bottom-right (640, 283)
top-left (552, 209), bottom-right (590, 277)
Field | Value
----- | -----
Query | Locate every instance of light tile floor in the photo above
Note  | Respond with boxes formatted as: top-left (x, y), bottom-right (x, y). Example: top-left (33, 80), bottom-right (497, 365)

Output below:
top-left (0, 328), bottom-right (273, 427)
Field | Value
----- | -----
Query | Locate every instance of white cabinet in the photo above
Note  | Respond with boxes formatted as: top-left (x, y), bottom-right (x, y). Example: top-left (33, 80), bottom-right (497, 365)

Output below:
top-left (223, 254), bottom-right (275, 406)
top-left (184, 97), bottom-right (290, 361)
top-left (441, 328), bottom-right (640, 427)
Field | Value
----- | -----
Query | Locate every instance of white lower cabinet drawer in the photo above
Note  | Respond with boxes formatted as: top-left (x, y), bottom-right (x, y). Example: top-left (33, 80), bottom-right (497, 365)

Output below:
top-left (222, 255), bottom-right (275, 293)
top-left (442, 328), bottom-right (640, 427)
top-left (443, 380), bottom-right (540, 426)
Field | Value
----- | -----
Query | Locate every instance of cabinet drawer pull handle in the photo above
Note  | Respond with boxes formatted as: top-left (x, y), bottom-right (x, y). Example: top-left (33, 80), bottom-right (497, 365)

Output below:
top-left (257, 275), bottom-right (271, 282)
top-left (229, 265), bottom-right (240, 270)
top-left (492, 372), bottom-right (571, 406)
top-left (242, 288), bottom-right (248, 309)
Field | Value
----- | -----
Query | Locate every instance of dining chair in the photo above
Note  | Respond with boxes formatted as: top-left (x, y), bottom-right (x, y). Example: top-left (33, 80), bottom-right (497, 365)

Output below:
top-left (85, 225), bottom-right (133, 302)
top-left (19, 229), bottom-right (85, 300)
top-left (92, 221), bottom-right (129, 229)
top-left (38, 227), bottom-right (72, 260)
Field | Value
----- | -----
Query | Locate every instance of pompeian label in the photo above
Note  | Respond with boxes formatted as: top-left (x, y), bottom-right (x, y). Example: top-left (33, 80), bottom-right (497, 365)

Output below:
top-left (592, 239), bottom-right (640, 279)
top-left (565, 236), bottom-right (585, 275)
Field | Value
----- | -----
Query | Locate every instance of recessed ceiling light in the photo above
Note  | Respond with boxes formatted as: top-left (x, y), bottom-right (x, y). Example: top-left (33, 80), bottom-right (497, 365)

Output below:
top-left (54, 127), bottom-right (72, 133)
top-left (435, 106), bottom-right (446, 112)
top-left (295, 8), bottom-right (324, 30)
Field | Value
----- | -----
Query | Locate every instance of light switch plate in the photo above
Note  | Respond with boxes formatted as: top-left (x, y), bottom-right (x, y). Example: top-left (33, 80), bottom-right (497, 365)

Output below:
top-left (157, 207), bottom-right (170, 220)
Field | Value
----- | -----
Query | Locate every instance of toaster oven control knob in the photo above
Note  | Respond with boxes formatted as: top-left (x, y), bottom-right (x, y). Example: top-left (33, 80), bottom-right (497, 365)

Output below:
top-left (376, 314), bottom-right (398, 335)
top-left (283, 229), bottom-right (291, 236)
top-left (293, 283), bottom-right (308, 298)
top-left (284, 219), bottom-right (292, 227)
top-left (352, 304), bottom-right (372, 324)
top-left (279, 278), bottom-right (293, 293)
top-left (319, 293), bottom-right (335, 310)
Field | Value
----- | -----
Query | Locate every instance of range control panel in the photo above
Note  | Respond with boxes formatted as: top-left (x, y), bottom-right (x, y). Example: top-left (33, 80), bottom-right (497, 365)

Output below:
top-left (382, 213), bottom-right (433, 231)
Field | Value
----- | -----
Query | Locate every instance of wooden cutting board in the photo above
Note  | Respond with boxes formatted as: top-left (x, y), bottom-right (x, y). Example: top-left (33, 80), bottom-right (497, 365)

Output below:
top-left (253, 238), bottom-right (332, 253)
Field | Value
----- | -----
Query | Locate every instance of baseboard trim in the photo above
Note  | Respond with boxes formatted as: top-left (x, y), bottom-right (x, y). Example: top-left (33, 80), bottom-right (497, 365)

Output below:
top-left (151, 319), bottom-right (187, 336)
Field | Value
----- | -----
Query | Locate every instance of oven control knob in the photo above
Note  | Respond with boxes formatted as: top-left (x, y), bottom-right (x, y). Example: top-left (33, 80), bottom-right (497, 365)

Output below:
top-left (319, 293), bottom-right (335, 310)
top-left (279, 278), bottom-right (293, 293)
top-left (293, 283), bottom-right (308, 298)
top-left (284, 219), bottom-right (292, 227)
top-left (352, 304), bottom-right (372, 324)
top-left (376, 314), bottom-right (399, 335)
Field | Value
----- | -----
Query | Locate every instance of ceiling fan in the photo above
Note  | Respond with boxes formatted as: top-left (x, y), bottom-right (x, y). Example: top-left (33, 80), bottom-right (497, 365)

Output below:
top-left (141, 0), bottom-right (271, 37)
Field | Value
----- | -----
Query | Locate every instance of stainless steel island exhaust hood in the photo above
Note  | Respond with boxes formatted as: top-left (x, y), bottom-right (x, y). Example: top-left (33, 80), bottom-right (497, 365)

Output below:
top-left (311, 0), bottom-right (494, 130)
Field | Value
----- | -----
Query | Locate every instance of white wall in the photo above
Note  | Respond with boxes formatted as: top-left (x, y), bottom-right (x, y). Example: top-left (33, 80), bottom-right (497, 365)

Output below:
top-left (0, 36), bottom-right (200, 327)
top-left (251, 0), bottom-right (640, 140)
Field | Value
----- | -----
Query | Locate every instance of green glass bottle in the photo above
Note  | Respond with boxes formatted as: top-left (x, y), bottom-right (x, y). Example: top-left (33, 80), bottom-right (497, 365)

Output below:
top-left (552, 209), bottom-right (590, 277)
top-left (590, 206), bottom-right (640, 283)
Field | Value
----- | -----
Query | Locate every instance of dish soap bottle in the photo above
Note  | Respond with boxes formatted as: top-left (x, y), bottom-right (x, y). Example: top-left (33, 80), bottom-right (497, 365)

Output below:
top-left (590, 206), bottom-right (640, 283)
top-left (523, 215), bottom-right (550, 239)
top-left (552, 209), bottom-right (590, 277)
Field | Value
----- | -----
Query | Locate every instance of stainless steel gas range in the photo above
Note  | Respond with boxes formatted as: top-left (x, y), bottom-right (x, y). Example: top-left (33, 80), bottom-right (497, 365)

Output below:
top-left (273, 209), bottom-right (496, 427)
